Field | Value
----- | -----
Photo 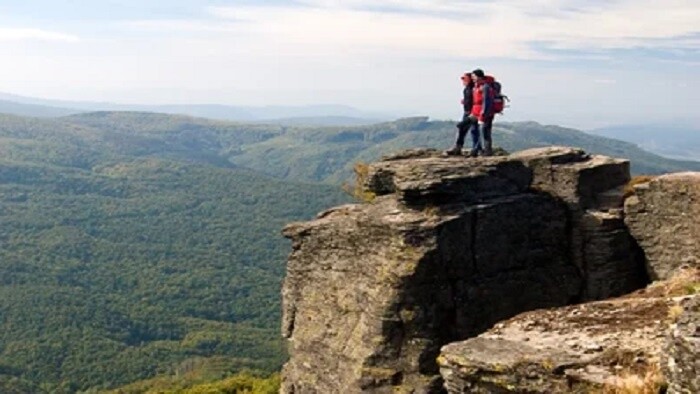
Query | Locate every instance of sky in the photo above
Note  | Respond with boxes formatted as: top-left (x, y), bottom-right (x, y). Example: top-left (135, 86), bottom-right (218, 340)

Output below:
top-left (0, 0), bottom-right (698, 129)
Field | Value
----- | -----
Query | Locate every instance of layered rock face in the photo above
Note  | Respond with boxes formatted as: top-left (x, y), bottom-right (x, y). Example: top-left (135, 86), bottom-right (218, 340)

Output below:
top-left (625, 172), bottom-right (700, 280)
top-left (281, 147), bottom-right (648, 393)
top-left (439, 270), bottom-right (698, 394)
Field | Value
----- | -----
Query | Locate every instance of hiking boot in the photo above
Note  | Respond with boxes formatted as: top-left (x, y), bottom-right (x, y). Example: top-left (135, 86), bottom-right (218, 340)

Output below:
top-left (483, 141), bottom-right (493, 157)
top-left (468, 148), bottom-right (481, 158)
top-left (444, 146), bottom-right (462, 156)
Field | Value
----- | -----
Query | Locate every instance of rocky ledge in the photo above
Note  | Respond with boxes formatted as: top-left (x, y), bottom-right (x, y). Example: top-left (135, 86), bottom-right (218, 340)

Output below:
top-left (280, 147), bottom-right (653, 393)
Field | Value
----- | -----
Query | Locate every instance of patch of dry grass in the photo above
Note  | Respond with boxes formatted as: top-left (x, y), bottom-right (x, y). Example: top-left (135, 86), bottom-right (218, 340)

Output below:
top-left (667, 304), bottom-right (684, 322)
top-left (660, 268), bottom-right (700, 297)
top-left (623, 175), bottom-right (654, 199)
top-left (628, 268), bottom-right (700, 299)
top-left (599, 362), bottom-right (666, 394)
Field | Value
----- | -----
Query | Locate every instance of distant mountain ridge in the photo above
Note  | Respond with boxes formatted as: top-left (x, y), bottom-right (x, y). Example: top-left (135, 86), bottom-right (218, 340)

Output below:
top-left (45, 111), bottom-right (700, 180)
top-left (2, 107), bottom-right (692, 179)
top-left (590, 123), bottom-right (700, 161)
top-left (0, 92), bottom-right (389, 125)
top-left (0, 99), bottom-right (82, 117)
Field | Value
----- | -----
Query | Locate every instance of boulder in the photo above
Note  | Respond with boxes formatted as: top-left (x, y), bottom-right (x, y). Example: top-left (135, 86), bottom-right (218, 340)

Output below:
top-left (625, 172), bottom-right (700, 280)
top-left (439, 275), bottom-right (698, 393)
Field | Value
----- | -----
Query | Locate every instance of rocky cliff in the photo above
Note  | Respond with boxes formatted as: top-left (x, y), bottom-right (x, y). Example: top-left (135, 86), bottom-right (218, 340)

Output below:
top-left (280, 147), bottom-right (654, 393)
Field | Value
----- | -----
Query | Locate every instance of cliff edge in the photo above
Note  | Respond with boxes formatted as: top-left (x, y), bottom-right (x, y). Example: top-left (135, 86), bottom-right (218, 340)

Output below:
top-left (280, 147), bottom-right (654, 393)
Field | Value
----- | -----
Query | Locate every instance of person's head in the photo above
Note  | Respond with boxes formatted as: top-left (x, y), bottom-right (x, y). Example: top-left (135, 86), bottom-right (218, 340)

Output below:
top-left (460, 73), bottom-right (472, 86)
top-left (471, 68), bottom-right (485, 82)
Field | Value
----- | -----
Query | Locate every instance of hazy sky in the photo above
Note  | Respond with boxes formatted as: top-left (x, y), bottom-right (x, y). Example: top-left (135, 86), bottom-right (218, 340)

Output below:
top-left (0, 0), bottom-right (698, 129)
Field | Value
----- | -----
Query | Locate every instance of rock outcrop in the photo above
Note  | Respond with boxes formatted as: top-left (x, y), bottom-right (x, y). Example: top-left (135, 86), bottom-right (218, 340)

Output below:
top-left (439, 270), bottom-right (698, 393)
top-left (625, 172), bottom-right (700, 280)
top-left (663, 290), bottom-right (700, 394)
top-left (281, 147), bottom-right (648, 393)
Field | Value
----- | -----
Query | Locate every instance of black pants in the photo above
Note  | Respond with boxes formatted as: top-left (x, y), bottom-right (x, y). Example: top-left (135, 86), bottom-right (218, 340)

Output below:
top-left (454, 113), bottom-right (474, 147)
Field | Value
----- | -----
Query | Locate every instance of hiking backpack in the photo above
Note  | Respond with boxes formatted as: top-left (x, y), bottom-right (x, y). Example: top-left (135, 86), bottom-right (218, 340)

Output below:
top-left (485, 75), bottom-right (509, 114)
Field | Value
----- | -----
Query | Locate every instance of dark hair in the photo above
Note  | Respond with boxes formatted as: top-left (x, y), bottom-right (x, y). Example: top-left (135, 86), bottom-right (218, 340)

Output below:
top-left (472, 69), bottom-right (485, 78)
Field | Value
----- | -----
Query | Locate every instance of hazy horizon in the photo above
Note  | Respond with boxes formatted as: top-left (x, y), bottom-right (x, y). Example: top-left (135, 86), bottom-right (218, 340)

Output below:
top-left (1, 0), bottom-right (698, 129)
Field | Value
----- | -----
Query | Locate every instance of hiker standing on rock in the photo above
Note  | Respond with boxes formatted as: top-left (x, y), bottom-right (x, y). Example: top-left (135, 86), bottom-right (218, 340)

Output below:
top-left (469, 68), bottom-right (495, 157)
top-left (444, 72), bottom-right (475, 156)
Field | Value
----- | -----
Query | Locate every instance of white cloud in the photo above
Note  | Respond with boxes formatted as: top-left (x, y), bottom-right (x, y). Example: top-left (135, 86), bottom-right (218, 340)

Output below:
top-left (204, 4), bottom-right (536, 59)
top-left (2, 1), bottom-right (698, 129)
top-left (198, 0), bottom-right (700, 58)
top-left (0, 28), bottom-right (79, 42)
top-left (115, 1), bottom-right (700, 62)
top-left (123, 19), bottom-right (241, 33)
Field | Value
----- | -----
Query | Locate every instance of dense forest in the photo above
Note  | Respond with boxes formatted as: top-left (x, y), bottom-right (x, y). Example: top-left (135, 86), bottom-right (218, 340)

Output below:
top-left (1, 112), bottom-right (699, 392)
top-left (0, 113), bottom-right (348, 392)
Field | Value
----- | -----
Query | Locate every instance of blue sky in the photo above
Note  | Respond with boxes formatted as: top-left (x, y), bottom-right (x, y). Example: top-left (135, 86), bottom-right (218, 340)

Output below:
top-left (0, 0), bottom-right (698, 129)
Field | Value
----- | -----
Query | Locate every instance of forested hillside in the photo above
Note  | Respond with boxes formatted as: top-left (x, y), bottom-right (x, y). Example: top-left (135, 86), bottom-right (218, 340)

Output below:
top-left (215, 117), bottom-right (700, 182)
top-left (62, 113), bottom-right (700, 184)
top-left (0, 114), bottom-right (348, 392)
top-left (1, 112), bottom-right (699, 392)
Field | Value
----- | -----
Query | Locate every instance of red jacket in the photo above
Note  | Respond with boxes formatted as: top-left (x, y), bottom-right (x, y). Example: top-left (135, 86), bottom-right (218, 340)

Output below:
top-left (470, 80), bottom-right (494, 121)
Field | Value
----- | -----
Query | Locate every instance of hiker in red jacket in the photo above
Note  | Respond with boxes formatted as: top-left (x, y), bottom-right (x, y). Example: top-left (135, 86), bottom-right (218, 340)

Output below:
top-left (468, 69), bottom-right (495, 156)
top-left (444, 72), bottom-right (475, 156)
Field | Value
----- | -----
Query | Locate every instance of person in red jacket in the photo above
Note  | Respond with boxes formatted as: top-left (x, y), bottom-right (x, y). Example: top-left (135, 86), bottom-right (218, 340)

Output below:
top-left (444, 72), bottom-right (475, 156)
top-left (468, 69), bottom-right (495, 156)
